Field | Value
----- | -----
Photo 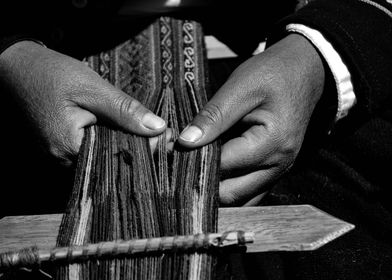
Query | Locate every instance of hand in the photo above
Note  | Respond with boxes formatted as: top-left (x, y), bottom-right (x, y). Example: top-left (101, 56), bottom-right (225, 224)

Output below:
top-left (178, 34), bottom-right (325, 206)
top-left (0, 41), bottom-right (166, 166)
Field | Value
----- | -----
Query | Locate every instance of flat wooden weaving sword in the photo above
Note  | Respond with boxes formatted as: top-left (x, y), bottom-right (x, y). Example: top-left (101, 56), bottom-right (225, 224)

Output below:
top-left (0, 205), bottom-right (354, 261)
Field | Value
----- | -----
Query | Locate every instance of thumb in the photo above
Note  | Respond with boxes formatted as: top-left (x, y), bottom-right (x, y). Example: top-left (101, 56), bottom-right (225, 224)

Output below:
top-left (76, 81), bottom-right (166, 136)
top-left (178, 65), bottom-right (266, 148)
top-left (178, 100), bottom-right (233, 148)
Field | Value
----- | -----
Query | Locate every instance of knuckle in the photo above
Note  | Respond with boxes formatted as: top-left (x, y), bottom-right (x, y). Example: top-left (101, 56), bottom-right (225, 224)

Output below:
top-left (282, 137), bottom-right (301, 158)
top-left (259, 115), bottom-right (301, 163)
top-left (270, 129), bottom-right (298, 158)
top-left (48, 142), bottom-right (74, 166)
top-left (48, 144), bottom-right (62, 159)
top-left (272, 135), bottom-right (300, 168)
top-left (46, 121), bottom-right (79, 165)
top-left (67, 86), bottom-right (95, 105)
top-left (220, 192), bottom-right (237, 206)
top-left (199, 103), bottom-right (224, 126)
top-left (113, 95), bottom-right (142, 120)
top-left (220, 189), bottom-right (241, 206)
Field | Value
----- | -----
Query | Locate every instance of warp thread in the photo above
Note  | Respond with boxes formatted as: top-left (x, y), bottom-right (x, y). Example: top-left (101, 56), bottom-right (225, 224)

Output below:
top-left (55, 17), bottom-right (220, 280)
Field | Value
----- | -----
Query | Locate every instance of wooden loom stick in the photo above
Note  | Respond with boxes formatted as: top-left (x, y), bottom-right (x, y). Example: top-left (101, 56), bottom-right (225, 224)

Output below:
top-left (0, 231), bottom-right (254, 272)
top-left (54, 17), bottom-right (219, 280)
top-left (0, 205), bottom-right (355, 254)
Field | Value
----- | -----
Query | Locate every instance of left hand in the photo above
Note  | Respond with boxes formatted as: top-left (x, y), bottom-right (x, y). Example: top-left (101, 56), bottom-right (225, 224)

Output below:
top-left (0, 41), bottom-right (167, 166)
top-left (178, 34), bottom-right (325, 206)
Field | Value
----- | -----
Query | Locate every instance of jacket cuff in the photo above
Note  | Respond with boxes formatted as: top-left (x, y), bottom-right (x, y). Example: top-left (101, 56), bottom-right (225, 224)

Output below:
top-left (267, 0), bottom-right (392, 118)
top-left (286, 23), bottom-right (356, 122)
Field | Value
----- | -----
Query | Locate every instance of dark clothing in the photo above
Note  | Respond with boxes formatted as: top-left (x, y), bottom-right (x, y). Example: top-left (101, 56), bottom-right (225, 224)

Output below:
top-left (1, 0), bottom-right (392, 279)
top-left (0, 0), bottom-right (294, 58)
top-left (254, 1), bottom-right (392, 279)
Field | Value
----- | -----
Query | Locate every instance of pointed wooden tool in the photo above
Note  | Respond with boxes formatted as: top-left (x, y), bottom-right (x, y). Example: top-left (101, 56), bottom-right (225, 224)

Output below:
top-left (0, 205), bottom-right (354, 255)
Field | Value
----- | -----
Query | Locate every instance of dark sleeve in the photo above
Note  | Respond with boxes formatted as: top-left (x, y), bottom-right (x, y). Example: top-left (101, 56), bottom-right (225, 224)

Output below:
top-left (0, 35), bottom-right (46, 55)
top-left (267, 0), bottom-right (392, 191)
top-left (0, 1), bottom-right (49, 55)
top-left (268, 0), bottom-right (392, 121)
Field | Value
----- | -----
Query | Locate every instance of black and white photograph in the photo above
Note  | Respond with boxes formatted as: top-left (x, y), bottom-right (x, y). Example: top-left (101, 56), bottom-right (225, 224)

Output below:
top-left (0, 0), bottom-right (391, 279)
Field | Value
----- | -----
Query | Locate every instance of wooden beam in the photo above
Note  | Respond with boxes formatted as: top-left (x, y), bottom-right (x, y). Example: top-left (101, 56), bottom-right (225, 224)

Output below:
top-left (0, 205), bottom-right (354, 254)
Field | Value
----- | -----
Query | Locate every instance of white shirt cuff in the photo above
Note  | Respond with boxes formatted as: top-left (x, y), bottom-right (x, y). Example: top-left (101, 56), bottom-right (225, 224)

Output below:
top-left (286, 23), bottom-right (356, 121)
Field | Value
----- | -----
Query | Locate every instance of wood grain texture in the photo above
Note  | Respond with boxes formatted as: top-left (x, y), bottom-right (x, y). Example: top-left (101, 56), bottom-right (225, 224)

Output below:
top-left (0, 205), bottom-right (354, 254)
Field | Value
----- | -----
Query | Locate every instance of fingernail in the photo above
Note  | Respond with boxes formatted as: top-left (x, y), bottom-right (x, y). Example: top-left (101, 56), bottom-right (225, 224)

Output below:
top-left (179, 125), bottom-right (203, 143)
top-left (142, 113), bottom-right (166, 130)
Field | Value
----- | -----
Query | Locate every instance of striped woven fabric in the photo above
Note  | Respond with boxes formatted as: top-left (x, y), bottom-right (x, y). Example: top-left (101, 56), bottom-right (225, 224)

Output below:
top-left (55, 17), bottom-right (220, 280)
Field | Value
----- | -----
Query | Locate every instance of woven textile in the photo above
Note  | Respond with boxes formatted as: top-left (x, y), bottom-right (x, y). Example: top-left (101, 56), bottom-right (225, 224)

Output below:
top-left (56, 17), bottom-right (220, 280)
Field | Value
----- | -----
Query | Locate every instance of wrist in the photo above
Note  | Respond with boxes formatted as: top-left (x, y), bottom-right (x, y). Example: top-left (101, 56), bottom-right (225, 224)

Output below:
top-left (284, 34), bottom-right (337, 136)
top-left (0, 36), bottom-right (45, 57)
top-left (0, 40), bottom-right (49, 102)
top-left (1, 40), bottom-right (45, 58)
top-left (289, 33), bottom-right (325, 102)
top-left (0, 40), bottom-right (48, 80)
top-left (270, 33), bottom-right (325, 117)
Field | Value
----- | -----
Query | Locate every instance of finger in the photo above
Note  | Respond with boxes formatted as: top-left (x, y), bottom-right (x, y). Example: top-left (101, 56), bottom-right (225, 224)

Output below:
top-left (220, 125), bottom-right (278, 178)
top-left (149, 128), bottom-right (174, 153)
top-left (242, 192), bottom-right (268, 207)
top-left (67, 107), bottom-right (97, 152)
top-left (220, 106), bottom-right (293, 177)
top-left (75, 80), bottom-right (166, 136)
top-left (219, 168), bottom-right (278, 206)
top-left (178, 60), bottom-right (268, 148)
top-left (49, 107), bottom-right (97, 166)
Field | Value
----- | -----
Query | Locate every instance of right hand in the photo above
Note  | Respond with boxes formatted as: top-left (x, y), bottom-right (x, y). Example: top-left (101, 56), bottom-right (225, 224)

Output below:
top-left (178, 34), bottom-right (325, 206)
top-left (0, 41), bottom-right (166, 166)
